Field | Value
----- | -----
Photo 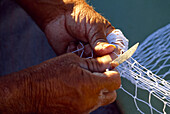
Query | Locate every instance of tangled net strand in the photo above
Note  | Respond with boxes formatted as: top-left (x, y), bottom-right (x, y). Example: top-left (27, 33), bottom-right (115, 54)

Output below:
top-left (73, 24), bottom-right (170, 114)
top-left (118, 24), bottom-right (170, 114)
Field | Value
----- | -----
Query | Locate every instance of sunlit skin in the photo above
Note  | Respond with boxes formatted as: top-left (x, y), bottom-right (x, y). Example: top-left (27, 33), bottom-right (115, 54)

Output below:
top-left (16, 0), bottom-right (117, 56)
top-left (0, 0), bottom-right (122, 113)
top-left (0, 53), bottom-right (120, 113)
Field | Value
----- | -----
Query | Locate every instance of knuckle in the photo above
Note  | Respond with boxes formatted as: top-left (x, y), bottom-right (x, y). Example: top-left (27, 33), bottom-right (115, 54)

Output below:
top-left (96, 59), bottom-right (107, 72)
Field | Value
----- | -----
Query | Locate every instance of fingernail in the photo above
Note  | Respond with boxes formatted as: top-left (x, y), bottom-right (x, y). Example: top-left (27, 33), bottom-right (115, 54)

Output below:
top-left (103, 44), bottom-right (116, 49)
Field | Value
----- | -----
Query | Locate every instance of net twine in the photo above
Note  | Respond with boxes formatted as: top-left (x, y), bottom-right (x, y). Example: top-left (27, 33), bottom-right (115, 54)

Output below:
top-left (72, 24), bottom-right (170, 114)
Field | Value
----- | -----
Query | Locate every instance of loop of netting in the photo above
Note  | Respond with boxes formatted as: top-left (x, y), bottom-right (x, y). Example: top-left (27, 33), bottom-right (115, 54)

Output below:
top-left (72, 24), bottom-right (170, 114)
top-left (117, 57), bottom-right (170, 114)
top-left (132, 24), bottom-right (170, 80)
top-left (117, 24), bottom-right (170, 114)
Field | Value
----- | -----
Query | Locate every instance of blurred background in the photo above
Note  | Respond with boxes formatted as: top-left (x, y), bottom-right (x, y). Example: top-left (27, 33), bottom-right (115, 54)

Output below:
top-left (0, 0), bottom-right (170, 113)
top-left (89, 0), bottom-right (170, 46)
top-left (88, 0), bottom-right (170, 47)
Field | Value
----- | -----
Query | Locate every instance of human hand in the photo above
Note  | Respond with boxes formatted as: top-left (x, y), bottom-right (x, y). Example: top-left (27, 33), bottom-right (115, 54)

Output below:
top-left (0, 53), bottom-right (120, 113)
top-left (30, 53), bottom-right (120, 113)
top-left (16, 0), bottom-right (128, 57)
top-left (44, 0), bottom-right (116, 56)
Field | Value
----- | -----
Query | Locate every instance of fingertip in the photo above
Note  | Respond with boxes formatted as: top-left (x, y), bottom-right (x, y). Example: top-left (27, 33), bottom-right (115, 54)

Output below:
top-left (103, 44), bottom-right (116, 49)
top-left (94, 42), bottom-right (116, 56)
top-left (110, 61), bottom-right (119, 68)
top-left (103, 44), bottom-right (116, 53)
top-left (104, 70), bottom-right (120, 78)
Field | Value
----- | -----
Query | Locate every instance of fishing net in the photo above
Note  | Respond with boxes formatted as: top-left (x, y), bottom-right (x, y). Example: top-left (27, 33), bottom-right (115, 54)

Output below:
top-left (117, 24), bottom-right (170, 114)
top-left (72, 24), bottom-right (170, 114)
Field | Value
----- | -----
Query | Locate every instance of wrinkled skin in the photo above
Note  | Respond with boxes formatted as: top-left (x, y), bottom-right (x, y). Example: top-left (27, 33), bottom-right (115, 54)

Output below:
top-left (44, 1), bottom-right (116, 56)
top-left (0, 0), bottom-right (122, 113)
top-left (16, 0), bottom-right (117, 56)
top-left (0, 53), bottom-right (120, 113)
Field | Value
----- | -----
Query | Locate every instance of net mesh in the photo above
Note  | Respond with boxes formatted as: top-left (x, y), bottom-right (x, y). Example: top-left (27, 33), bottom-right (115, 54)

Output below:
top-left (117, 24), bottom-right (170, 114)
top-left (72, 24), bottom-right (170, 114)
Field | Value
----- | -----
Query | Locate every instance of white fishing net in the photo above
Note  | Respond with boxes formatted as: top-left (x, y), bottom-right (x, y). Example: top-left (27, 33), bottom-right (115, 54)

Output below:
top-left (117, 24), bottom-right (170, 114)
top-left (72, 24), bottom-right (170, 114)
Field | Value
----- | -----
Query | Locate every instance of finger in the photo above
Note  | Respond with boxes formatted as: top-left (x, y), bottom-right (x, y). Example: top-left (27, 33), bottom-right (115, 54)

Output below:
top-left (67, 42), bottom-right (77, 53)
top-left (83, 71), bottom-right (121, 96)
top-left (94, 42), bottom-right (116, 56)
top-left (79, 54), bottom-right (121, 91)
top-left (88, 23), bottom-right (116, 56)
top-left (80, 69), bottom-right (120, 99)
top-left (92, 70), bottom-right (121, 91)
top-left (83, 44), bottom-right (94, 58)
top-left (80, 53), bottom-right (118, 72)
top-left (99, 90), bottom-right (117, 106)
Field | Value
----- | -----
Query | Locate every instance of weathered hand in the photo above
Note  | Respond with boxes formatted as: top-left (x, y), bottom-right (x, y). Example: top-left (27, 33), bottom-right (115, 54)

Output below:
top-left (16, 0), bottom-right (128, 56)
top-left (44, 0), bottom-right (116, 56)
top-left (0, 53), bottom-right (120, 113)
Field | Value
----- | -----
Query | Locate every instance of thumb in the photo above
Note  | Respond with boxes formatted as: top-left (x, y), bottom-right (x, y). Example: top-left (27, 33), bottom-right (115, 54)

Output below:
top-left (79, 53), bottom-right (120, 91)
top-left (89, 24), bottom-right (116, 56)
top-left (80, 65), bottom-right (121, 95)
top-left (78, 54), bottom-right (121, 104)
top-left (93, 70), bottom-right (121, 91)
